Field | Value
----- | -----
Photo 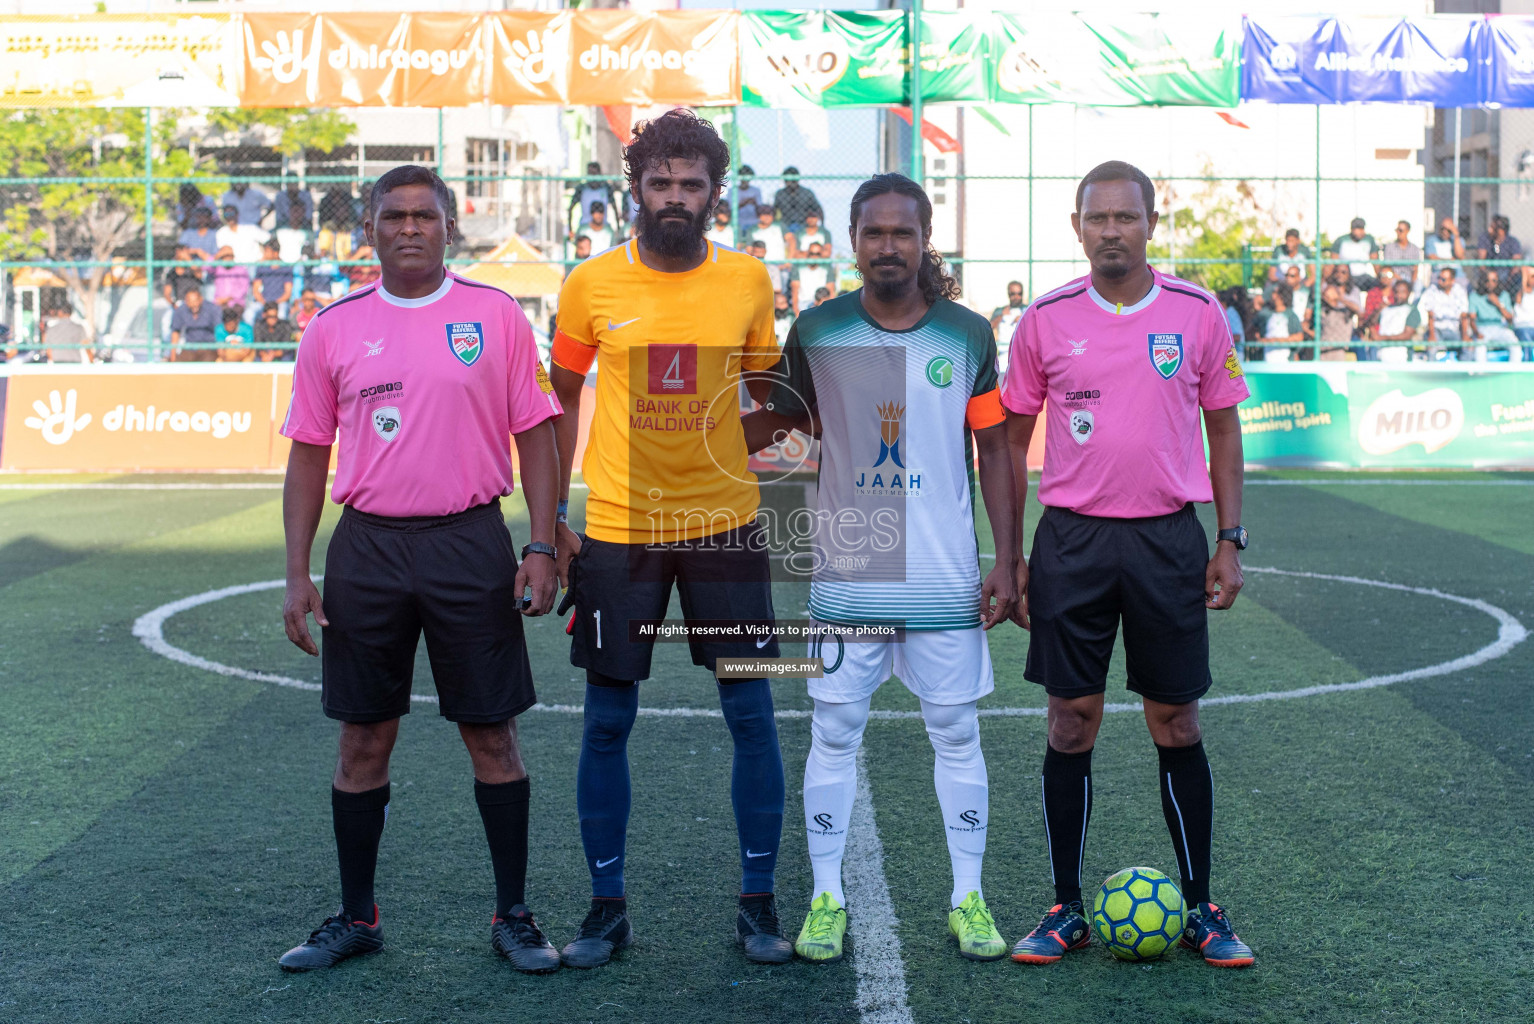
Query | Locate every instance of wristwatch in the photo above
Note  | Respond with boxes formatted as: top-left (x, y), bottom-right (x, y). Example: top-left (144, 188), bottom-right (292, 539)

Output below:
top-left (521, 542), bottom-right (557, 561)
top-left (1216, 526), bottom-right (1248, 550)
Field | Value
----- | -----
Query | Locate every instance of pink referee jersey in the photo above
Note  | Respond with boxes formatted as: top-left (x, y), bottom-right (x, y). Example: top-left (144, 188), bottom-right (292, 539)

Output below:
top-left (281, 273), bottom-right (562, 517)
top-left (1002, 268), bottom-right (1249, 518)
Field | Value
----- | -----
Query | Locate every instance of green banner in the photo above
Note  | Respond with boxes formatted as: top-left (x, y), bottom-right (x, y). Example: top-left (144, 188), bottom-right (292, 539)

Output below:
top-left (991, 13), bottom-right (1239, 107)
top-left (916, 12), bottom-right (990, 103)
top-left (1240, 367), bottom-right (1534, 468)
top-left (740, 11), bottom-right (907, 108)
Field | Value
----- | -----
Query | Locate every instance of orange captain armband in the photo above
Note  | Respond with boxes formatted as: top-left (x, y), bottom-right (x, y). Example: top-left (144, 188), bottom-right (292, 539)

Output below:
top-left (966, 388), bottom-right (1006, 430)
top-left (552, 330), bottom-right (598, 375)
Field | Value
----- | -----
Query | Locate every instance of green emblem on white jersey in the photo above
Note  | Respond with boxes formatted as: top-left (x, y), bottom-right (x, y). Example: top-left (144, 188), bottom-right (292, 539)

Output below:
top-left (925, 356), bottom-right (954, 387)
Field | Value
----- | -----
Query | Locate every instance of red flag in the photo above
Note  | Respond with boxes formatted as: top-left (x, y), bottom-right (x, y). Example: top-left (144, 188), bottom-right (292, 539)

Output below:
top-left (603, 106), bottom-right (634, 146)
top-left (1216, 111), bottom-right (1251, 129)
top-left (889, 107), bottom-right (961, 154)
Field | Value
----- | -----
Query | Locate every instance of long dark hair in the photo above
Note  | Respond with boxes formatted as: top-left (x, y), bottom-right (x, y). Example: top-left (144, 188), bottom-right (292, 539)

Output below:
top-left (849, 173), bottom-right (960, 305)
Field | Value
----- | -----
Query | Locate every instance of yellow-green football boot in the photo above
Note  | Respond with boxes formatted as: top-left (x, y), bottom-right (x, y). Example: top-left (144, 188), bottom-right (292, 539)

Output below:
top-left (948, 891), bottom-right (1007, 961)
top-left (795, 892), bottom-right (849, 964)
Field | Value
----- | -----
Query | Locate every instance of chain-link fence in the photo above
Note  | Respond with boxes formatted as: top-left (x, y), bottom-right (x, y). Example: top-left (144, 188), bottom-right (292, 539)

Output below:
top-left (5, 100), bottom-right (1534, 367)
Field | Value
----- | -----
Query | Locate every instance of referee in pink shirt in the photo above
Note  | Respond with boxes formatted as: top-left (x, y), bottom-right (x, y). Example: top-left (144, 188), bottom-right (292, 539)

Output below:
top-left (276, 165), bottom-right (565, 974)
top-left (1003, 161), bottom-right (1256, 969)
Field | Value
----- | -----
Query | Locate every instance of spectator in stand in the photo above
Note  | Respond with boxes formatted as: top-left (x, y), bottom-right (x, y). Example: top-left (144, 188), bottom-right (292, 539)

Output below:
top-left (772, 289), bottom-right (795, 346)
top-left (1467, 267), bottom-right (1521, 361)
top-left (792, 207), bottom-right (831, 259)
top-left (169, 288), bottom-right (218, 362)
top-left (179, 206), bottom-right (219, 263)
top-left (990, 281), bottom-right (1027, 343)
top-left (176, 184), bottom-right (218, 231)
top-left (217, 306), bottom-right (255, 362)
top-left (345, 220), bottom-right (380, 292)
top-left (750, 205), bottom-right (790, 295)
top-left (220, 182), bottom-right (272, 227)
top-left (292, 290), bottom-right (322, 335)
top-left (1329, 217), bottom-right (1379, 280)
top-left (318, 184), bottom-right (359, 234)
top-left (41, 305), bottom-right (91, 363)
top-left (1269, 228), bottom-right (1313, 290)
top-left (252, 301), bottom-right (297, 361)
top-left (1359, 266), bottom-right (1397, 338)
top-left (1279, 265), bottom-right (1310, 322)
top-left (580, 202), bottom-right (615, 252)
top-left (276, 203), bottom-right (314, 264)
top-left (1319, 267), bottom-right (1364, 360)
top-left (793, 241), bottom-right (835, 310)
top-left (1511, 265), bottom-right (1534, 361)
top-left (303, 238), bottom-right (338, 299)
top-left (731, 165), bottom-right (763, 225)
top-left (812, 286), bottom-right (832, 307)
top-left (1215, 285), bottom-right (1247, 343)
top-left (771, 167), bottom-right (821, 236)
top-left (252, 239), bottom-right (293, 320)
top-left (216, 203), bottom-right (268, 265)
top-left (706, 206), bottom-right (734, 248)
top-left (1425, 217), bottom-right (1466, 287)
top-left (161, 245), bottom-right (204, 306)
top-left (1420, 265), bottom-right (1471, 348)
top-left (211, 246), bottom-right (251, 310)
top-left (273, 183), bottom-right (314, 230)
top-left (1372, 278), bottom-right (1421, 362)
top-left (572, 236), bottom-right (593, 262)
top-left (569, 161), bottom-right (623, 235)
top-left (1476, 215), bottom-right (1523, 283)
top-left (1260, 283), bottom-right (1304, 363)
top-left (1382, 220), bottom-right (1422, 287)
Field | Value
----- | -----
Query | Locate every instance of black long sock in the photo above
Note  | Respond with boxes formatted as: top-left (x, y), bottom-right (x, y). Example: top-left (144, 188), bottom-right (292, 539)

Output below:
top-left (1157, 740), bottom-right (1213, 906)
top-left (1041, 745), bottom-right (1092, 908)
top-left (475, 777), bottom-right (531, 917)
top-left (332, 783), bottom-right (389, 922)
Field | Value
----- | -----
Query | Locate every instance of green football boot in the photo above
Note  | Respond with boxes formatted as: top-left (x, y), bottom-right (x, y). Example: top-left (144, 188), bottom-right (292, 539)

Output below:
top-left (795, 892), bottom-right (849, 964)
top-left (947, 891), bottom-right (1008, 961)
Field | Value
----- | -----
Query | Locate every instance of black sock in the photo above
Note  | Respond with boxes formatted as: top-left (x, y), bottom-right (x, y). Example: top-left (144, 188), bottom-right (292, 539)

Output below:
top-left (332, 783), bottom-right (389, 922)
top-left (1041, 745), bottom-right (1093, 909)
top-left (475, 777), bottom-right (531, 918)
top-left (1157, 740), bottom-right (1213, 906)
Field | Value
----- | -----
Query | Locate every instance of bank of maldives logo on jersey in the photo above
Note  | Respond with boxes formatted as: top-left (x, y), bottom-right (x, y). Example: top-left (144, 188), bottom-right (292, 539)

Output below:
top-left (646, 343), bottom-right (697, 394)
top-left (447, 322), bottom-right (484, 366)
top-left (1149, 333), bottom-right (1183, 379)
top-left (856, 401), bottom-right (920, 496)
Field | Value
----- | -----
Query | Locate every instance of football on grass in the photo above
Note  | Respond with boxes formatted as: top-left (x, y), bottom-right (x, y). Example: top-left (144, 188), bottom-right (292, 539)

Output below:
top-left (1091, 866), bottom-right (1186, 961)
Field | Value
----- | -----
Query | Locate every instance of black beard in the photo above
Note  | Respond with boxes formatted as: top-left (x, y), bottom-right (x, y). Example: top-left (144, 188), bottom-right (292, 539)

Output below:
top-left (1094, 260), bottom-right (1130, 280)
top-left (637, 203), bottom-right (707, 259)
top-left (866, 272), bottom-right (915, 303)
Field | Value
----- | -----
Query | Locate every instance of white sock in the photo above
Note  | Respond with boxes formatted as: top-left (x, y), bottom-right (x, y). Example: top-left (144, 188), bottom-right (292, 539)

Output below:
top-left (802, 697), bottom-right (870, 907)
top-left (922, 698), bottom-right (988, 909)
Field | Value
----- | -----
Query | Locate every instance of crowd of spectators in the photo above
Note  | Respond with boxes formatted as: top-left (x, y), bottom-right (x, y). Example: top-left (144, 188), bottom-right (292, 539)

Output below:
top-left (564, 163), bottom-right (838, 313)
top-left (1224, 215), bottom-right (1533, 363)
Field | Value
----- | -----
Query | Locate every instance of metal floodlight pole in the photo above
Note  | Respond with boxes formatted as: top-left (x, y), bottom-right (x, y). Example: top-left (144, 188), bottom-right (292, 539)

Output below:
top-left (910, 0), bottom-right (924, 186)
top-left (729, 111), bottom-right (742, 248)
top-left (145, 106), bottom-right (157, 362)
top-left (1452, 107), bottom-right (1463, 238)
top-left (1313, 104), bottom-right (1322, 360)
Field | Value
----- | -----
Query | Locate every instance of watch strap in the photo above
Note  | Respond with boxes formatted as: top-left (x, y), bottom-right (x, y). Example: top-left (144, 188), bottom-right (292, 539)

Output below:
top-left (521, 541), bottom-right (557, 560)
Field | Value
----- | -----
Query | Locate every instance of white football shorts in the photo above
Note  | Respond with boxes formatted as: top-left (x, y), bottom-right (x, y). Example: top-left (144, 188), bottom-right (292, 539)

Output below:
top-left (806, 621), bottom-right (995, 706)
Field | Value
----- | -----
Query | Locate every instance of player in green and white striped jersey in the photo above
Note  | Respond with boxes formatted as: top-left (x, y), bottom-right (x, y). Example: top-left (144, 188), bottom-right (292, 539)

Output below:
top-left (746, 174), bottom-right (1019, 964)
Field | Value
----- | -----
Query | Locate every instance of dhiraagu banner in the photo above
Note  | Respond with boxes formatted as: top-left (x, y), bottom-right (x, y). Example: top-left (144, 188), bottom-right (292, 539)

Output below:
top-left (740, 11), bottom-right (907, 108)
top-left (1239, 366), bottom-right (1534, 468)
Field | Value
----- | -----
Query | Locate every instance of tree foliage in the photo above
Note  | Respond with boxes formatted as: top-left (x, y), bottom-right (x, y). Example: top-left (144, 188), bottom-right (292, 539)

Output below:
top-left (1149, 171), bottom-right (1260, 294)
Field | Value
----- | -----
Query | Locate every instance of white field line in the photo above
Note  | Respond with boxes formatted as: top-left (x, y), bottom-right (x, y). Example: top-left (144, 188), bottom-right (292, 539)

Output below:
top-left (130, 568), bottom-right (1527, 720)
top-left (845, 746), bottom-right (915, 1024)
top-left (1245, 478), bottom-right (1534, 486)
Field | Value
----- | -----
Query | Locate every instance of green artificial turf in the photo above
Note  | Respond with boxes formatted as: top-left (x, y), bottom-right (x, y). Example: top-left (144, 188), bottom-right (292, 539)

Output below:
top-left (0, 473), bottom-right (1530, 1023)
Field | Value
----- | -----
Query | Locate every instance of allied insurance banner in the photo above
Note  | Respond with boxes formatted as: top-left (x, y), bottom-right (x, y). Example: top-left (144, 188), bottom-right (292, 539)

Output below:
top-left (1241, 16), bottom-right (1484, 106)
top-left (1240, 367), bottom-right (1534, 468)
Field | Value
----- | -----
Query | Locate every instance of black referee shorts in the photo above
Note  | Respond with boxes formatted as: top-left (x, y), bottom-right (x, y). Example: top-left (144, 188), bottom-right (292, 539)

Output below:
top-left (320, 499), bottom-right (536, 724)
top-left (566, 521), bottom-right (780, 683)
top-left (1024, 503), bottom-right (1213, 705)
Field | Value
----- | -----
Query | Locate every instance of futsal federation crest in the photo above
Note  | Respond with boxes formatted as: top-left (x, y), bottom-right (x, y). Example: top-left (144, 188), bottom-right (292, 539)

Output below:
top-left (372, 406), bottom-right (401, 442)
top-left (446, 321), bottom-right (484, 366)
top-left (1148, 333), bottom-right (1183, 379)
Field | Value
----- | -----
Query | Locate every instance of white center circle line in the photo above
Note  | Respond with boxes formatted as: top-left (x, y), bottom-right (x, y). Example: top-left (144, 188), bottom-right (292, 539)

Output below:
top-left (131, 567), bottom-right (1527, 720)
